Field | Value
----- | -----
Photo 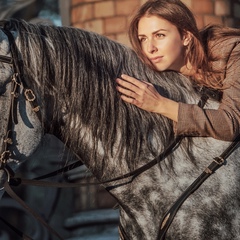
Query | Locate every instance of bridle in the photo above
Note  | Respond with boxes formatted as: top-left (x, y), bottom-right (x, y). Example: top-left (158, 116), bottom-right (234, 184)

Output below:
top-left (0, 21), bottom-right (239, 240)
top-left (0, 22), bottom-right (41, 184)
top-left (0, 23), bottom-right (64, 240)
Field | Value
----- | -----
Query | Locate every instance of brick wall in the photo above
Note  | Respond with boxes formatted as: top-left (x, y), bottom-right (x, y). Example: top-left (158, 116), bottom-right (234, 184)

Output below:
top-left (71, 0), bottom-right (146, 45)
top-left (70, 0), bottom-right (240, 46)
top-left (189, 0), bottom-right (240, 29)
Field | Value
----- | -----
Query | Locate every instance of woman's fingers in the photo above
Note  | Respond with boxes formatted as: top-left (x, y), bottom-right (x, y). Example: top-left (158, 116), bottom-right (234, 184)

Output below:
top-left (116, 78), bottom-right (141, 95)
top-left (116, 74), bottom-right (160, 111)
top-left (120, 74), bottom-right (140, 86)
top-left (116, 74), bottom-right (153, 97)
top-left (116, 82), bottom-right (137, 99)
top-left (115, 74), bottom-right (179, 121)
top-left (116, 76), bottom-right (144, 103)
top-left (120, 94), bottom-right (138, 105)
top-left (120, 74), bottom-right (153, 90)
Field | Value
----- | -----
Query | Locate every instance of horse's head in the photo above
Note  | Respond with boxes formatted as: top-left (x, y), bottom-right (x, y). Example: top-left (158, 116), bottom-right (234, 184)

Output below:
top-left (0, 28), bottom-right (43, 198)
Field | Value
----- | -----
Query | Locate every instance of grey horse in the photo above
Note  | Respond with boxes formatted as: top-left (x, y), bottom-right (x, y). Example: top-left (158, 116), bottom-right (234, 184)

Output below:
top-left (0, 19), bottom-right (239, 240)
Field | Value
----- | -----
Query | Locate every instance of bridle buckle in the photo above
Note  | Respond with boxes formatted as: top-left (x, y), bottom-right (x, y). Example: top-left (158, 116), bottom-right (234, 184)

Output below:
top-left (0, 150), bottom-right (11, 168)
top-left (213, 156), bottom-right (225, 165)
top-left (24, 89), bottom-right (36, 102)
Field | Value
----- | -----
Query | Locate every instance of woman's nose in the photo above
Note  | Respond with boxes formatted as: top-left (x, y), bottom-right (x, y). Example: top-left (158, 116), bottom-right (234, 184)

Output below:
top-left (147, 40), bottom-right (158, 53)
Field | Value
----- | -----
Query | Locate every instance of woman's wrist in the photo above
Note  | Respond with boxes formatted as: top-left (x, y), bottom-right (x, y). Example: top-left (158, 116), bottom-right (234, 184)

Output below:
top-left (156, 97), bottom-right (179, 122)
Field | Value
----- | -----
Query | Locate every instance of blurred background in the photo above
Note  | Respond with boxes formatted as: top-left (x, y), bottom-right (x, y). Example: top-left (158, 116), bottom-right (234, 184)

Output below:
top-left (0, 0), bottom-right (239, 239)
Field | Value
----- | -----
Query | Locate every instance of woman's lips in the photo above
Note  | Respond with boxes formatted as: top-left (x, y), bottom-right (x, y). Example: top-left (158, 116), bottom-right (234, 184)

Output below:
top-left (150, 56), bottom-right (163, 63)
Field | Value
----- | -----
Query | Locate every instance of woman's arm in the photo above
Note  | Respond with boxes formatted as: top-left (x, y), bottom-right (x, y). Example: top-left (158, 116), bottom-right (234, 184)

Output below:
top-left (116, 41), bottom-right (240, 141)
top-left (116, 74), bottom-right (179, 122)
top-left (175, 40), bottom-right (240, 141)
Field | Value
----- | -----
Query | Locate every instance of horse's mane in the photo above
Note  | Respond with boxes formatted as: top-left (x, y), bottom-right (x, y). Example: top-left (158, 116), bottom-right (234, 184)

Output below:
top-left (6, 19), bottom-right (197, 176)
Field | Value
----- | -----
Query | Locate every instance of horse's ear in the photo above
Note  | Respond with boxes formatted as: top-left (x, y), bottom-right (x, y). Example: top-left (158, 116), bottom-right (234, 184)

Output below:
top-left (183, 31), bottom-right (192, 47)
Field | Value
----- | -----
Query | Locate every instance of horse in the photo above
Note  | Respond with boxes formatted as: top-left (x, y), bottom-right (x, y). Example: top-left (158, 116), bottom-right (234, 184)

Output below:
top-left (0, 19), bottom-right (240, 240)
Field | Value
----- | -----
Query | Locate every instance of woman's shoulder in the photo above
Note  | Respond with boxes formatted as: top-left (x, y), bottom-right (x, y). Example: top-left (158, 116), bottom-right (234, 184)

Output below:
top-left (211, 36), bottom-right (240, 49)
top-left (204, 26), bottom-right (240, 86)
top-left (209, 38), bottom-right (240, 66)
top-left (204, 25), bottom-right (240, 53)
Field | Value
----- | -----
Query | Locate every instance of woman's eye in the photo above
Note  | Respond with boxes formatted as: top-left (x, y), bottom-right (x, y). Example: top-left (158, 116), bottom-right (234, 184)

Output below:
top-left (139, 37), bottom-right (146, 43)
top-left (156, 33), bottom-right (165, 38)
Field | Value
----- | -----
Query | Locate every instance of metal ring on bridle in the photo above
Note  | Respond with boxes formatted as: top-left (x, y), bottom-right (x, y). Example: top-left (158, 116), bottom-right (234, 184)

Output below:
top-left (0, 168), bottom-right (10, 191)
top-left (24, 89), bottom-right (36, 102)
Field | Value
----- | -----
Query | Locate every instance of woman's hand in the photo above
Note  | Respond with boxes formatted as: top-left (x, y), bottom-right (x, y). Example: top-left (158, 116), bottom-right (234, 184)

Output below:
top-left (116, 74), bottom-right (163, 113)
top-left (116, 74), bottom-right (179, 122)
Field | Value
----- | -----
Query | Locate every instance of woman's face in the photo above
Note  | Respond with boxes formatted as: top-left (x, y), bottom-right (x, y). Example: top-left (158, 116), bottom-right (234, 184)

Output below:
top-left (138, 15), bottom-right (189, 73)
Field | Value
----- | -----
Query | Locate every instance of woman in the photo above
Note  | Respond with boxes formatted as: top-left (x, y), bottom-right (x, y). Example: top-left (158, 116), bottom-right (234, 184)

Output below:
top-left (116, 0), bottom-right (240, 141)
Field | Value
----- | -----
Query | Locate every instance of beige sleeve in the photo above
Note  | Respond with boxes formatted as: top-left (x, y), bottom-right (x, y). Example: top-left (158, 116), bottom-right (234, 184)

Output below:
top-left (173, 41), bottom-right (240, 141)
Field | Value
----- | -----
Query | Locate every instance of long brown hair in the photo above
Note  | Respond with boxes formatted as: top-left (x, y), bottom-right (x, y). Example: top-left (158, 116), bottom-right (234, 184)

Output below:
top-left (200, 24), bottom-right (240, 87)
top-left (128, 0), bottom-right (240, 89)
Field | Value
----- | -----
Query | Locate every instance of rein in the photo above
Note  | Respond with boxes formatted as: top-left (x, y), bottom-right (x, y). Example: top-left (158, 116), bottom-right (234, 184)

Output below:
top-left (0, 22), bottom-right (239, 240)
top-left (157, 135), bottom-right (240, 240)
